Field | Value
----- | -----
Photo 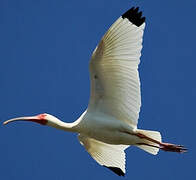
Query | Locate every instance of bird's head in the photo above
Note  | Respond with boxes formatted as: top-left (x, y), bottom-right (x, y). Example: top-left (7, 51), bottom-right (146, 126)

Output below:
top-left (3, 113), bottom-right (59, 127)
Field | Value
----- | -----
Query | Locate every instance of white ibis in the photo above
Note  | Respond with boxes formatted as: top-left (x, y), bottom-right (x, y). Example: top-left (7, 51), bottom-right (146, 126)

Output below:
top-left (3, 7), bottom-right (186, 176)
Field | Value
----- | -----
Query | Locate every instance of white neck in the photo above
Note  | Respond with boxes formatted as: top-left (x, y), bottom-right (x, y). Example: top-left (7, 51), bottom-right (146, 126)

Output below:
top-left (47, 118), bottom-right (81, 133)
top-left (51, 120), bottom-right (79, 132)
top-left (46, 111), bottom-right (87, 133)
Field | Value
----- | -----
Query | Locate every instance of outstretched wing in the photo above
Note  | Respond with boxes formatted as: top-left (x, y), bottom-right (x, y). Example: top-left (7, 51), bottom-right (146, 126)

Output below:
top-left (88, 7), bottom-right (146, 128)
top-left (78, 134), bottom-right (129, 176)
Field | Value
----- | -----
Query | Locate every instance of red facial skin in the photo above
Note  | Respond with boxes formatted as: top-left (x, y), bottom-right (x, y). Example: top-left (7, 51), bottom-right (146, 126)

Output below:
top-left (30, 114), bottom-right (47, 125)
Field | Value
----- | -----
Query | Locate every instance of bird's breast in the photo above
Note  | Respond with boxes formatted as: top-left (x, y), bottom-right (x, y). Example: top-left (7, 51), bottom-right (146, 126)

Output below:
top-left (78, 113), bottom-right (138, 145)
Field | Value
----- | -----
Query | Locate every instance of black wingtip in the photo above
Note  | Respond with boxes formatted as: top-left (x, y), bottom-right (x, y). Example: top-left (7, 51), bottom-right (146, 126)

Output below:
top-left (103, 166), bottom-right (125, 176)
top-left (122, 7), bottom-right (145, 27)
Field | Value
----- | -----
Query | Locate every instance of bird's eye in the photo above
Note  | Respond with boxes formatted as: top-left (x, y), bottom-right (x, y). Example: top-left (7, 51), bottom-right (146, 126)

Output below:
top-left (37, 113), bottom-right (47, 120)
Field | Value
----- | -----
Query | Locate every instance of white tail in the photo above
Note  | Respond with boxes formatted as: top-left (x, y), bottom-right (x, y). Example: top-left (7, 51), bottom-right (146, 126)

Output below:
top-left (135, 129), bottom-right (162, 155)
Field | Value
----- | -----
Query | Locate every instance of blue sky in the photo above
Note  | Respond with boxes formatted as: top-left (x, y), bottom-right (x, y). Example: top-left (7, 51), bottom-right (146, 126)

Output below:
top-left (1, 0), bottom-right (195, 179)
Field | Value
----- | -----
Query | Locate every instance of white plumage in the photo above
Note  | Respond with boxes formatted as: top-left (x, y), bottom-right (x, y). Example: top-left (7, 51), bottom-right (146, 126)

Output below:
top-left (78, 134), bottom-right (129, 174)
top-left (3, 7), bottom-right (186, 176)
top-left (88, 18), bottom-right (145, 128)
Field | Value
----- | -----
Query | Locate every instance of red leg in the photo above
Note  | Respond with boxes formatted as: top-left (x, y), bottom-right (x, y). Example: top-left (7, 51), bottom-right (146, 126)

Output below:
top-left (135, 133), bottom-right (187, 153)
top-left (159, 143), bottom-right (187, 153)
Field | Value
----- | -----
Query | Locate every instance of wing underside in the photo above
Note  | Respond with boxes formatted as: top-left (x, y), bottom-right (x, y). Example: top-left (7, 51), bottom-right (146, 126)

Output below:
top-left (88, 7), bottom-right (145, 127)
top-left (78, 134), bottom-right (129, 176)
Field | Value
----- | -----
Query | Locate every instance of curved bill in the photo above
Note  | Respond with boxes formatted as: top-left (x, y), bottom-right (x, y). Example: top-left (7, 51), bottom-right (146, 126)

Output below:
top-left (3, 115), bottom-right (47, 125)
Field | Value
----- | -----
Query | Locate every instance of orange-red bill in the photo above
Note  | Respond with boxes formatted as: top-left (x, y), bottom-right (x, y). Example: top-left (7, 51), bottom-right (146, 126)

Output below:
top-left (3, 115), bottom-right (47, 125)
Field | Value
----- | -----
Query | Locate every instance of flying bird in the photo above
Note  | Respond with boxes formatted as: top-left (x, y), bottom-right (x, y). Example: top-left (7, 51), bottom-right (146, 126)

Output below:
top-left (3, 7), bottom-right (187, 176)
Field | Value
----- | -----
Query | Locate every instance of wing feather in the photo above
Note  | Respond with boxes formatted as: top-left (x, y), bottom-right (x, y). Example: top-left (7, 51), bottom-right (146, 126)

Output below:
top-left (88, 8), bottom-right (145, 127)
top-left (78, 134), bottom-right (129, 176)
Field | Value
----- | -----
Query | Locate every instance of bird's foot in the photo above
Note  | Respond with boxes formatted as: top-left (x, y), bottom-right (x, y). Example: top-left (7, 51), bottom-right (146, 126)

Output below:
top-left (160, 142), bottom-right (187, 153)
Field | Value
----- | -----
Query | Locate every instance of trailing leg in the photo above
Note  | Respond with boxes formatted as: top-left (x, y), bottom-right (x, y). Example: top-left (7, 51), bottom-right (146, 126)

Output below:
top-left (135, 129), bottom-right (187, 153)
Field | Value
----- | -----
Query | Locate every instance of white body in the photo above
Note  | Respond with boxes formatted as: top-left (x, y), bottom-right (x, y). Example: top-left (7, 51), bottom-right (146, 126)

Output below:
top-left (76, 111), bottom-right (139, 144)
